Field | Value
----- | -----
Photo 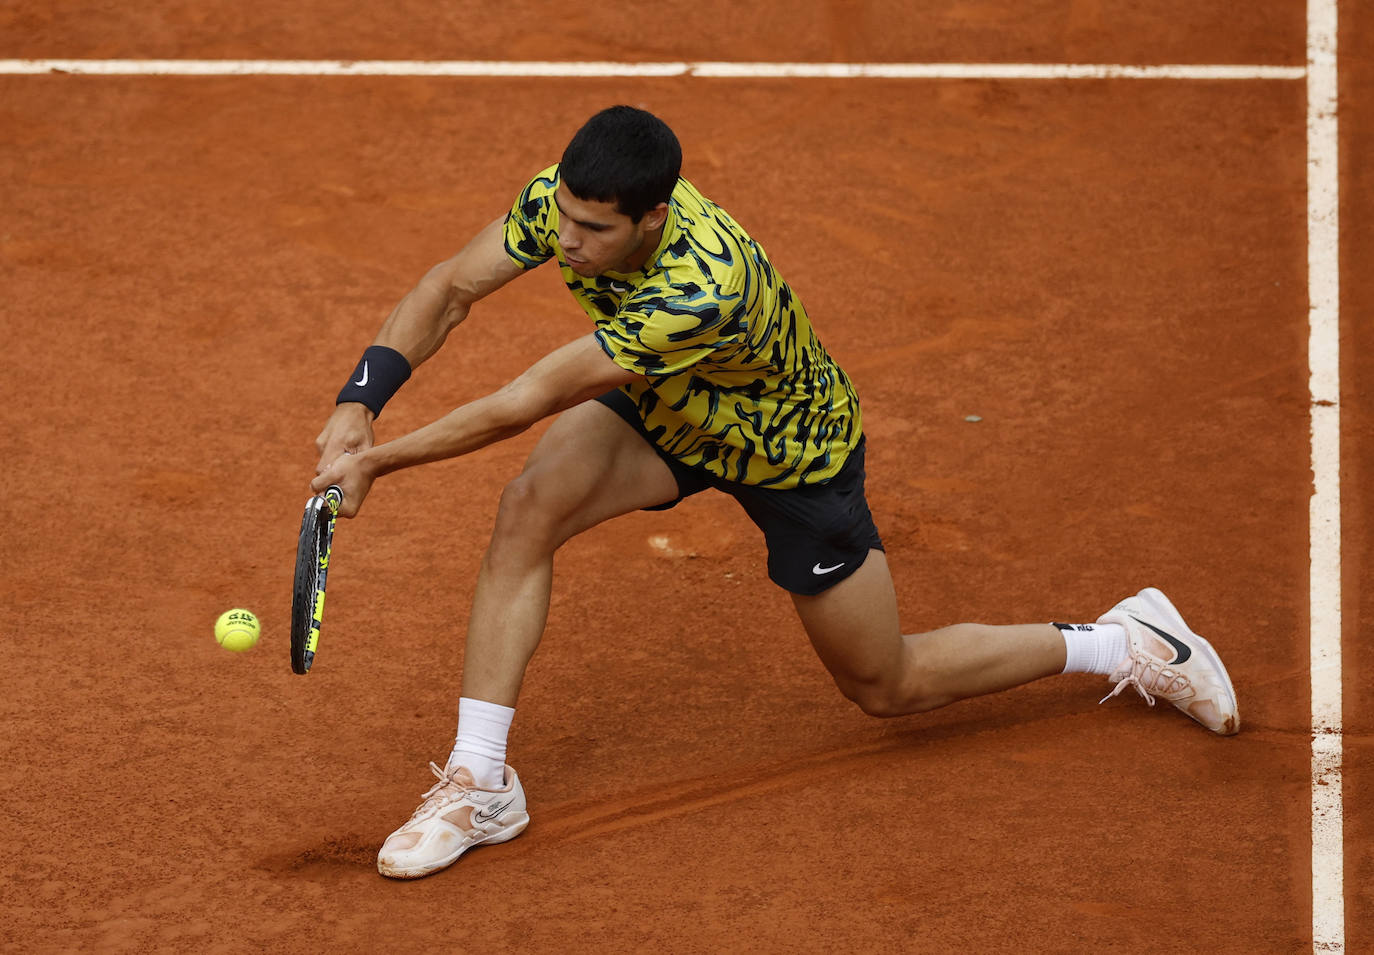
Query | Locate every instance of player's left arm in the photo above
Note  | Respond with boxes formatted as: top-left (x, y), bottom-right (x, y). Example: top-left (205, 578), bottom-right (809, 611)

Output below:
top-left (311, 333), bottom-right (641, 516)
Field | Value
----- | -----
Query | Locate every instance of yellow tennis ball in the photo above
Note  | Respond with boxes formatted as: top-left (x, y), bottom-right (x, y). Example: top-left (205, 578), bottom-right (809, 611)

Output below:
top-left (215, 608), bottom-right (261, 652)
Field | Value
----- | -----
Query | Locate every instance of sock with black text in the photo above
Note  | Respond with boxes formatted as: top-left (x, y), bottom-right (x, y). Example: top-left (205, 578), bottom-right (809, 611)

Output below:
top-left (1054, 622), bottom-right (1129, 676)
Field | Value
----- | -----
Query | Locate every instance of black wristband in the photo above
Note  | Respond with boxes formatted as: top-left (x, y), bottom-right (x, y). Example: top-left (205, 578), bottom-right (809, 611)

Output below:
top-left (336, 345), bottom-right (412, 418)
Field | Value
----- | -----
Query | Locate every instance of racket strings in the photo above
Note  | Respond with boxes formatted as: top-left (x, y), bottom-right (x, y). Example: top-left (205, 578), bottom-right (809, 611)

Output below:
top-left (291, 487), bottom-right (341, 674)
top-left (291, 500), bottom-right (331, 672)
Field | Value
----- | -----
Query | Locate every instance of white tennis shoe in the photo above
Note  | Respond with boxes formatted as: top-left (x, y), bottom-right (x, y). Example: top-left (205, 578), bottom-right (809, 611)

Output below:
top-left (1097, 587), bottom-right (1240, 736)
top-left (377, 762), bottom-right (529, 879)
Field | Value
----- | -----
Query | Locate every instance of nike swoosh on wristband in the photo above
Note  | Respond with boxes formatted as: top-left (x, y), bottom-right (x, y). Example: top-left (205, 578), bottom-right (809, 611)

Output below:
top-left (354, 362), bottom-right (369, 386)
top-left (812, 562), bottom-right (845, 575)
top-left (1131, 615), bottom-right (1192, 664)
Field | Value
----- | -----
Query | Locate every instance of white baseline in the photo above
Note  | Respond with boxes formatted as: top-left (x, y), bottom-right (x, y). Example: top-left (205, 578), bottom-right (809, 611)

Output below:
top-left (0, 59), bottom-right (1305, 79)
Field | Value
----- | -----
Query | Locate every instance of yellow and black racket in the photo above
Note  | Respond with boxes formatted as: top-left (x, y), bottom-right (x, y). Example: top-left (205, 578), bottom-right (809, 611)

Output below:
top-left (291, 485), bottom-right (342, 674)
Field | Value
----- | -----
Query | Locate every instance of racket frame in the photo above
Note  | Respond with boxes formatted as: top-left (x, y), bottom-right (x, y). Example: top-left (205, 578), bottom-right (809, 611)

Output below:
top-left (291, 485), bottom-right (342, 674)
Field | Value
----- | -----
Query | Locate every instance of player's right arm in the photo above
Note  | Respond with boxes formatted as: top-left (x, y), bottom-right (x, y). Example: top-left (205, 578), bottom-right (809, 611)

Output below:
top-left (314, 215), bottom-right (525, 472)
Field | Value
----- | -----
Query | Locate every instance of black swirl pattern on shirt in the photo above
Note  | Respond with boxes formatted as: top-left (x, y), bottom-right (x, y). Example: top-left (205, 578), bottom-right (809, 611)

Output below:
top-left (503, 165), bottom-right (861, 488)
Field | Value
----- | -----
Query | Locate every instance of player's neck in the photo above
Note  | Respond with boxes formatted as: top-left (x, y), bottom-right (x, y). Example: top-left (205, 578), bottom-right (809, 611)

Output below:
top-left (620, 223), bottom-right (667, 273)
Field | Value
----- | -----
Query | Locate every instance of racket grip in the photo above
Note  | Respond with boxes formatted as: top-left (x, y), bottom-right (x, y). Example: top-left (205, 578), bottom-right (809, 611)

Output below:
top-left (323, 485), bottom-right (344, 513)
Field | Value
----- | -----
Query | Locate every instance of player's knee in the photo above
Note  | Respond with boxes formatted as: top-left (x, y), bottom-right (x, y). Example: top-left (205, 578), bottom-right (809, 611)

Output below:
top-left (847, 686), bottom-right (906, 718)
top-left (835, 677), bottom-right (907, 719)
top-left (834, 666), bottom-right (944, 718)
top-left (491, 473), bottom-right (563, 549)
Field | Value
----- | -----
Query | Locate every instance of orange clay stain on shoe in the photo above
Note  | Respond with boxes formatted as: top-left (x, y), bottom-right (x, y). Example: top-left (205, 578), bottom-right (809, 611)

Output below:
top-left (1097, 587), bottom-right (1240, 736)
top-left (377, 763), bottom-right (530, 880)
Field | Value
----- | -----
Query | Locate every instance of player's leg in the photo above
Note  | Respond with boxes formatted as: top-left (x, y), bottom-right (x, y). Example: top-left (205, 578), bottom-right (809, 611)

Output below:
top-left (729, 442), bottom-right (1065, 714)
top-left (790, 549), bottom-right (1066, 716)
top-left (378, 397), bottom-right (683, 879)
top-left (746, 440), bottom-right (1238, 732)
top-left (793, 552), bottom-right (1240, 734)
top-left (460, 397), bottom-right (683, 708)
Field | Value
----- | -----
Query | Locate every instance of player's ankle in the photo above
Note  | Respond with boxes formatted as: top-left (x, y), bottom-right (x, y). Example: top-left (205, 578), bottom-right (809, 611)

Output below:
top-left (445, 751), bottom-right (506, 789)
top-left (447, 697), bottom-right (515, 789)
top-left (1055, 622), bottom-right (1128, 675)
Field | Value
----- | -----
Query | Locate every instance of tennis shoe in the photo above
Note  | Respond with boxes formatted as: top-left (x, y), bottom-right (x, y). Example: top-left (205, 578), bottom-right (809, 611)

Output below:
top-left (377, 762), bottom-right (529, 879)
top-left (1097, 587), bottom-right (1240, 735)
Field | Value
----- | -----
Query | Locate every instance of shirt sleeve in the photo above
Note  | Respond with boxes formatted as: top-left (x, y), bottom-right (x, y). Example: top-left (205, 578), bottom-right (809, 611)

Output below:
top-left (594, 284), bottom-right (745, 376)
top-left (503, 165), bottom-right (559, 270)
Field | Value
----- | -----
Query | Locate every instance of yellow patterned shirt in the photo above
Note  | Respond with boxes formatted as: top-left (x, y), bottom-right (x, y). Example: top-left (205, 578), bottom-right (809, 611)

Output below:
top-left (503, 164), bottom-right (861, 488)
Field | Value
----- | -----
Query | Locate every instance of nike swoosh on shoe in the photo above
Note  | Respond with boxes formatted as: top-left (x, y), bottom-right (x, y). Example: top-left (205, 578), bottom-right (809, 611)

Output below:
top-left (475, 801), bottom-right (511, 823)
top-left (1131, 615), bottom-right (1192, 664)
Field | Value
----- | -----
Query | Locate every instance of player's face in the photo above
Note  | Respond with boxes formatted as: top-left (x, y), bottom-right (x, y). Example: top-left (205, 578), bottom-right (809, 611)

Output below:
top-left (553, 185), bottom-right (662, 277)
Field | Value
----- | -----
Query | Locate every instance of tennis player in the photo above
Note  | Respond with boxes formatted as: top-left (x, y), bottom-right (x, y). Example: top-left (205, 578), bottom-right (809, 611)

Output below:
top-left (311, 106), bottom-right (1240, 880)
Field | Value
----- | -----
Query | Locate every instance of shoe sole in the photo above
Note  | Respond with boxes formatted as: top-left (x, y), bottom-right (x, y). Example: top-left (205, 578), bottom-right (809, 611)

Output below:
top-left (1139, 587), bottom-right (1240, 735)
top-left (377, 812), bottom-right (530, 880)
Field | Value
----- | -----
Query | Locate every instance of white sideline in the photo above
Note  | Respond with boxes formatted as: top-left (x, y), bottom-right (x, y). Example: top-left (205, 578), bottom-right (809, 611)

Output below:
top-left (0, 49), bottom-right (1342, 953)
top-left (1307, 0), bottom-right (1344, 952)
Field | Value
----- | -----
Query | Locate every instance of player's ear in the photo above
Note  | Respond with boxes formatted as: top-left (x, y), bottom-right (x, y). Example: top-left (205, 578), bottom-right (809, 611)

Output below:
top-left (642, 202), bottom-right (670, 231)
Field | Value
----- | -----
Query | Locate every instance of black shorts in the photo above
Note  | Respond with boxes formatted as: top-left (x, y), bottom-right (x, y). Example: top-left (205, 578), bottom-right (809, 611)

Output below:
top-left (596, 390), bottom-right (884, 596)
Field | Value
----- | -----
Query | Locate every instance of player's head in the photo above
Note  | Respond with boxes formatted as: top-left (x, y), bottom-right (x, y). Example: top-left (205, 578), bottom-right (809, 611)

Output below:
top-left (554, 106), bottom-right (680, 277)
top-left (559, 106), bottom-right (681, 223)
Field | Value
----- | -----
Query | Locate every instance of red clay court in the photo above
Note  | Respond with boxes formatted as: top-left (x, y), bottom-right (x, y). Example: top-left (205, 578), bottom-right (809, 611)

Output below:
top-left (1, 1), bottom-right (1369, 951)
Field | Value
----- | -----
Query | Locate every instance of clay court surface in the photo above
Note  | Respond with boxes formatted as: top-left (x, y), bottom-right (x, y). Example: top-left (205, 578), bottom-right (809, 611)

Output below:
top-left (2, 2), bottom-right (1370, 951)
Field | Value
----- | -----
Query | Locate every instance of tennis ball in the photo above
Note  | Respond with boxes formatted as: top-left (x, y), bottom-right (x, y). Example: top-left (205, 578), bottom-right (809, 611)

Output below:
top-left (215, 608), bottom-right (261, 652)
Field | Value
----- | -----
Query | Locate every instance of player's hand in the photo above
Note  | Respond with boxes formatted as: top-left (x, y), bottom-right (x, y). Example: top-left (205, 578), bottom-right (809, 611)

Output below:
top-left (315, 402), bottom-right (376, 475)
top-left (311, 450), bottom-right (373, 518)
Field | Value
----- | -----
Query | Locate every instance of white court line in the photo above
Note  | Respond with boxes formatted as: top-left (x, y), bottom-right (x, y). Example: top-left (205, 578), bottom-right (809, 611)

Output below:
top-left (0, 48), bottom-right (1340, 952)
top-left (0, 58), bottom-right (1305, 79)
top-left (1307, 0), bottom-right (1344, 951)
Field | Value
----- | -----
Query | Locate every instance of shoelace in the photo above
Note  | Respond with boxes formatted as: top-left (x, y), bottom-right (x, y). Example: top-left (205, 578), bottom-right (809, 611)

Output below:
top-left (1100, 652), bottom-right (1191, 706)
top-left (409, 761), bottom-right (476, 818)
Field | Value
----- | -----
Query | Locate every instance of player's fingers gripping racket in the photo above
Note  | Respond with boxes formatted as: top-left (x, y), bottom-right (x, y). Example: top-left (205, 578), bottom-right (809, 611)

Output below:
top-left (291, 485), bottom-right (342, 674)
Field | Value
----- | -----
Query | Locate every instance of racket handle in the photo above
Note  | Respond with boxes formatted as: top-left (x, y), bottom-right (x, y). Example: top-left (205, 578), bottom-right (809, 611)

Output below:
top-left (323, 485), bottom-right (344, 513)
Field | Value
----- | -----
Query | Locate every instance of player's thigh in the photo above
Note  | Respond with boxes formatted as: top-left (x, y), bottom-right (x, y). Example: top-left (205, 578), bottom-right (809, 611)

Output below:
top-left (790, 549), bottom-right (906, 686)
top-left (506, 398), bottom-right (680, 544)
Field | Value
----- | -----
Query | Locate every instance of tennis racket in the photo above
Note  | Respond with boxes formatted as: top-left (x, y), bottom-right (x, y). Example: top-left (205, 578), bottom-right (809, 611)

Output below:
top-left (291, 484), bottom-right (343, 674)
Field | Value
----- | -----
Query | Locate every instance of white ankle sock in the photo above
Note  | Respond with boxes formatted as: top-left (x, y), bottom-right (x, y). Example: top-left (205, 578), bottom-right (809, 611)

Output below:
top-left (446, 697), bottom-right (514, 790)
top-left (1055, 622), bottom-right (1129, 676)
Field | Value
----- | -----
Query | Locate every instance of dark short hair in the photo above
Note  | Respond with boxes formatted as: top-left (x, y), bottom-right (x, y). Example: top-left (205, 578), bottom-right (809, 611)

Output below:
top-left (559, 106), bottom-right (682, 222)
